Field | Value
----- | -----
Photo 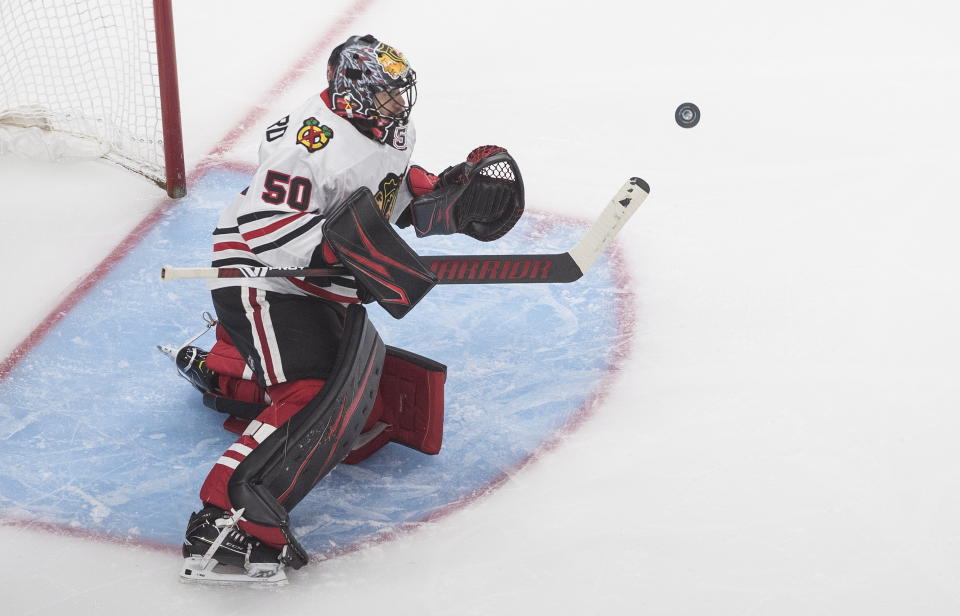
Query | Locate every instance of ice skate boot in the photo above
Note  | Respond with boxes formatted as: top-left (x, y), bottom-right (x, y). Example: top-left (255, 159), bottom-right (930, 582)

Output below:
top-left (173, 346), bottom-right (220, 395)
top-left (180, 506), bottom-right (289, 585)
top-left (158, 313), bottom-right (220, 394)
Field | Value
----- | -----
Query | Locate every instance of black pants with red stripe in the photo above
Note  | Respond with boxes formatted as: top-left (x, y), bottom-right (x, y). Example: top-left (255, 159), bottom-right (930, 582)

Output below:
top-left (211, 286), bottom-right (346, 386)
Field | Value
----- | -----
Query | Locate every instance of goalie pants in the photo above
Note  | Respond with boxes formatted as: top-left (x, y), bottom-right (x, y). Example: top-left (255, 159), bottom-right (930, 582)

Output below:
top-left (198, 287), bottom-right (354, 547)
top-left (209, 286), bottom-right (349, 387)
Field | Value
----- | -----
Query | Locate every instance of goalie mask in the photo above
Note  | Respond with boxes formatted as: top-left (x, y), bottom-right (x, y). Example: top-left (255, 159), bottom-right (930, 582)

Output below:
top-left (327, 34), bottom-right (417, 149)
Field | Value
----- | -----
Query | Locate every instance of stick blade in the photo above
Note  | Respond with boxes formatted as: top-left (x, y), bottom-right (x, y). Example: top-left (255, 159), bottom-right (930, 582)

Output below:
top-left (567, 177), bottom-right (649, 275)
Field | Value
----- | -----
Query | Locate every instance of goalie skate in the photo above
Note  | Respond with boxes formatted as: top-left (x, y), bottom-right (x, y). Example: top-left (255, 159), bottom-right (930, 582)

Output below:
top-left (157, 313), bottom-right (220, 394)
top-left (181, 554), bottom-right (288, 585)
top-left (180, 554), bottom-right (288, 585)
top-left (179, 507), bottom-right (290, 586)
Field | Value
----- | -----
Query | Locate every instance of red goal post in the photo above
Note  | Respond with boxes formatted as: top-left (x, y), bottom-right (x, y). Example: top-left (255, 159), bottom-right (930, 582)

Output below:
top-left (0, 0), bottom-right (186, 198)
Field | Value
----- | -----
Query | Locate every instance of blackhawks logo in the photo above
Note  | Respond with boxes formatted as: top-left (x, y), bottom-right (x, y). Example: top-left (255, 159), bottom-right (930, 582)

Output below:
top-left (376, 173), bottom-right (402, 219)
top-left (296, 117), bottom-right (333, 152)
top-left (376, 44), bottom-right (410, 78)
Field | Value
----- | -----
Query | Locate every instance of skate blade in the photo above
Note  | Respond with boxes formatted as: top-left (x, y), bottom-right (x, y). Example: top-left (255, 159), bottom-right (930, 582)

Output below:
top-left (156, 344), bottom-right (177, 360)
top-left (179, 556), bottom-right (288, 586)
top-left (157, 313), bottom-right (218, 362)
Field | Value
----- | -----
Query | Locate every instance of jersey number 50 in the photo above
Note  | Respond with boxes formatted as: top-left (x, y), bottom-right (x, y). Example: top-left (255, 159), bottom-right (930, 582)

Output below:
top-left (262, 170), bottom-right (312, 211)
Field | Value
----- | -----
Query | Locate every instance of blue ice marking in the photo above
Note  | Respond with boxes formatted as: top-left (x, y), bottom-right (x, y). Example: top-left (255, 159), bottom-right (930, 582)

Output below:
top-left (0, 167), bottom-right (624, 554)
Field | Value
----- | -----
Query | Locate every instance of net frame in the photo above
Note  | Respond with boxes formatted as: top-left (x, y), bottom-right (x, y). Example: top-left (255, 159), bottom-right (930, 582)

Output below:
top-left (0, 0), bottom-right (186, 198)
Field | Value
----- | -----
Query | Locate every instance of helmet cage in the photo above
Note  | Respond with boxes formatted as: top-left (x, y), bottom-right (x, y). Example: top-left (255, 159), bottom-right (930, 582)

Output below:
top-left (371, 74), bottom-right (417, 124)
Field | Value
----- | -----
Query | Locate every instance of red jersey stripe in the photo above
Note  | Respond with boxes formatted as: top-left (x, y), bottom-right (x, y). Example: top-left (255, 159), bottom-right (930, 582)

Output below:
top-left (213, 241), bottom-right (253, 252)
top-left (241, 211), bottom-right (309, 241)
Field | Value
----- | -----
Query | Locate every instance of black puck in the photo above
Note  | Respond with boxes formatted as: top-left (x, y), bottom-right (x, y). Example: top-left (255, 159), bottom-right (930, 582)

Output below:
top-left (675, 102), bottom-right (700, 128)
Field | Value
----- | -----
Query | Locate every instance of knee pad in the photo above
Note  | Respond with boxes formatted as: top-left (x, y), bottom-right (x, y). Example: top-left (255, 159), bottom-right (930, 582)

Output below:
top-left (226, 304), bottom-right (385, 532)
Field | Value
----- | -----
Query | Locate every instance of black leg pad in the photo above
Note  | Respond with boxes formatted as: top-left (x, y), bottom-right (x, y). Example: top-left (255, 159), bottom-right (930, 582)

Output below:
top-left (227, 304), bottom-right (385, 529)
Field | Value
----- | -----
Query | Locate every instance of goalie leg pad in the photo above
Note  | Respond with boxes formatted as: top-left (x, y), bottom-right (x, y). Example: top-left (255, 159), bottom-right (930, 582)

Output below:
top-left (344, 346), bottom-right (447, 464)
top-left (198, 377), bottom-right (327, 549)
top-left (222, 305), bottom-right (385, 541)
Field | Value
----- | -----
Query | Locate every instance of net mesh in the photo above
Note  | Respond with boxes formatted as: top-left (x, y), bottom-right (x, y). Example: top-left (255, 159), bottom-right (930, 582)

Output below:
top-left (0, 0), bottom-right (167, 185)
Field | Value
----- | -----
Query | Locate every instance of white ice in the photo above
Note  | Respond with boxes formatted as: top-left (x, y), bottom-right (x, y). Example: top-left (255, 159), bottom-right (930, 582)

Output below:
top-left (1, 0), bottom-right (959, 613)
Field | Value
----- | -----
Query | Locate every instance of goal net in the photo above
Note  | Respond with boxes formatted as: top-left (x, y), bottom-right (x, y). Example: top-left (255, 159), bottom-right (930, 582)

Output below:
top-left (0, 0), bottom-right (186, 198)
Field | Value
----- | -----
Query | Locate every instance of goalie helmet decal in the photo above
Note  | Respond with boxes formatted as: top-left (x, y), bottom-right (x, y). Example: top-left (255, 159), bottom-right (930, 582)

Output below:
top-left (326, 34), bottom-right (417, 150)
top-left (376, 44), bottom-right (409, 78)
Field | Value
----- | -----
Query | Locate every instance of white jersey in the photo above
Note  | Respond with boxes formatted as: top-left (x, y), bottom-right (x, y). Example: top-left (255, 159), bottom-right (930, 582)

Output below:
top-left (209, 91), bottom-right (416, 302)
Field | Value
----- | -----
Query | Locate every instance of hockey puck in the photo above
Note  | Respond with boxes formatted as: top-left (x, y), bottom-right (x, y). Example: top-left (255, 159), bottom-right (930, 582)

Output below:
top-left (675, 102), bottom-right (700, 128)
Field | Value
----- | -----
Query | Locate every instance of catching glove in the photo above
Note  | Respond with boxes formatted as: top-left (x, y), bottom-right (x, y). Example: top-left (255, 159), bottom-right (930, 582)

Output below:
top-left (399, 145), bottom-right (524, 242)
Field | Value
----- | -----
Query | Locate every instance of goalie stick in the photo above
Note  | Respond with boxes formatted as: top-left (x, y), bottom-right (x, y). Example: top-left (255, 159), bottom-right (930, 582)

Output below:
top-left (160, 177), bottom-right (648, 285)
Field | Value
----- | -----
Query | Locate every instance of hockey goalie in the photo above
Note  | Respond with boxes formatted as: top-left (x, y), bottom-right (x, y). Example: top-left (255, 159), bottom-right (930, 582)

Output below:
top-left (161, 34), bottom-right (524, 584)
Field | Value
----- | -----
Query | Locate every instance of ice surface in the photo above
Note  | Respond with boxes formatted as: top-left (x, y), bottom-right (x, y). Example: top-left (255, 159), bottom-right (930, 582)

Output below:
top-left (2, 0), bottom-right (960, 614)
